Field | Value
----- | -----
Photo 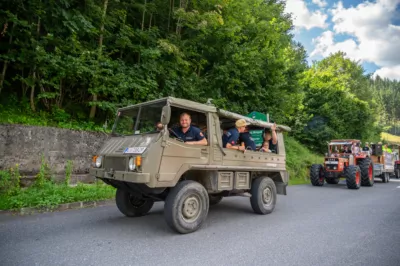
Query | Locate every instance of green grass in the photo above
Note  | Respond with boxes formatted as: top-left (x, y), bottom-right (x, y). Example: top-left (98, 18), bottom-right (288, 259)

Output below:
top-left (0, 167), bottom-right (116, 211)
top-left (0, 102), bottom-right (108, 132)
top-left (0, 181), bottom-right (116, 211)
top-left (285, 135), bottom-right (324, 186)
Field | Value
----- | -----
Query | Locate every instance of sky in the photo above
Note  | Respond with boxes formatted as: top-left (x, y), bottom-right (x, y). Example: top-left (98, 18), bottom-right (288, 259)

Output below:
top-left (283, 0), bottom-right (400, 80)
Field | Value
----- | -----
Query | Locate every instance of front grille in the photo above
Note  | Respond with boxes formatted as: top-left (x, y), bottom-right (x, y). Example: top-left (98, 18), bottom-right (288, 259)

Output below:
top-left (325, 165), bottom-right (338, 170)
top-left (103, 157), bottom-right (126, 171)
top-left (325, 158), bottom-right (339, 171)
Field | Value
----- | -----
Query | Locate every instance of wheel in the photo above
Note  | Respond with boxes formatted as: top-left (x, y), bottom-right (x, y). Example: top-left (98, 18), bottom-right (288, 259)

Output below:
top-left (209, 195), bottom-right (223, 206)
top-left (359, 158), bottom-right (374, 187)
top-left (115, 188), bottom-right (154, 217)
top-left (310, 164), bottom-right (325, 186)
top-left (345, 165), bottom-right (361, 189)
top-left (250, 177), bottom-right (277, 215)
top-left (326, 178), bottom-right (339, 184)
top-left (396, 169), bottom-right (400, 179)
top-left (164, 180), bottom-right (209, 234)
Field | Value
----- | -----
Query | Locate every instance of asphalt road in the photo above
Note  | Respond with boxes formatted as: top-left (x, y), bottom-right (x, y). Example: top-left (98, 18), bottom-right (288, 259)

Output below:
top-left (1, 179), bottom-right (400, 266)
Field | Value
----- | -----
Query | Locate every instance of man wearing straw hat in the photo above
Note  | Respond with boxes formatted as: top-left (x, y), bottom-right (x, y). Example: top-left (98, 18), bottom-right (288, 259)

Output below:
top-left (222, 119), bottom-right (248, 151)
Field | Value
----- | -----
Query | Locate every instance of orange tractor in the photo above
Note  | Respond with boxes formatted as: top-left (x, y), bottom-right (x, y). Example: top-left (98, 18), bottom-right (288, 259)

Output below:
top-left (310, 139), bottom-right (374, 189)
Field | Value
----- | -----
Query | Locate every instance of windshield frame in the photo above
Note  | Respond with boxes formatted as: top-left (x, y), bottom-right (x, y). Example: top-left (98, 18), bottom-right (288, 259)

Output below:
top-left (111, 100), bottom-right (168, 136)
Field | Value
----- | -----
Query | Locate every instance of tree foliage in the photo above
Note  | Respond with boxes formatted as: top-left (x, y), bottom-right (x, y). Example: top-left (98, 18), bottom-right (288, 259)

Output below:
top-left (0, 0), bottom-right (399, 152)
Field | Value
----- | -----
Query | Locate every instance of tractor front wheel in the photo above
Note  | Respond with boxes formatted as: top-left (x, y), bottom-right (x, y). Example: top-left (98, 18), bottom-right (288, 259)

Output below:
top-left (345, 165), bottom-right (361, 190)
top-left (310, 164), bottom-right (325, 186)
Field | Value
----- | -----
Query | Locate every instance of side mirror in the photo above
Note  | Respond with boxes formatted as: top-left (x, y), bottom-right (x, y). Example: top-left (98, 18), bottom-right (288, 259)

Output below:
top-left (160, 105), bottom-right (171, 125)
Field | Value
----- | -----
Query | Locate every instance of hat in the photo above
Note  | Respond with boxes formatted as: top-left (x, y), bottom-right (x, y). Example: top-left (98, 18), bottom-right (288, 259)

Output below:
top-left (235, 119), bottom-right (249, 128)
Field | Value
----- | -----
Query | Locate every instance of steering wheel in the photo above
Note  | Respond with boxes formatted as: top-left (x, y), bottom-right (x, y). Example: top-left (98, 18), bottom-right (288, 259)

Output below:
top-left (168, 128), bottom-right (184, 142)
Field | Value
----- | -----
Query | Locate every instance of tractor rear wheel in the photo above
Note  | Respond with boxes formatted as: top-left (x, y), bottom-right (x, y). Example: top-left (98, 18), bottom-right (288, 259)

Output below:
top-left (360, 158), bottom-right (374, 187)
top-left (310, 164), bottom-right (325, 186)
top-left (396, 168), bottom-right (400, 179)
top-left (345, 165), bottom-right (361, 190)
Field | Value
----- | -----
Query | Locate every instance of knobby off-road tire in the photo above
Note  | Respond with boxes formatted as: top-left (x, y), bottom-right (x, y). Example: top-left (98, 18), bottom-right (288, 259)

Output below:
top-left (310, 164), bottom-right (325, 186)
top-left (326, 178), bottom-right (340, 184)
top-left (164, 180), bottom-right (209, 234)
top-left (250, 177), bottom-right (277, 215)
top-left (345, 165), bottom-right (361, 190)
top-left (359, 158), bottom-right (374, 187)
top-left (116, 188), bottom-right (154, 217)
top-left (209, 195), bottom-right (223, 206)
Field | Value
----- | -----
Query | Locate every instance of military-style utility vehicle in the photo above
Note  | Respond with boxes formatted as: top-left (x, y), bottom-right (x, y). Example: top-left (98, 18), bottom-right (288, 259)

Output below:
top-left (89, 97), bottom-right (291, 234)
top-left (310, 139), bottom-right (374, 189)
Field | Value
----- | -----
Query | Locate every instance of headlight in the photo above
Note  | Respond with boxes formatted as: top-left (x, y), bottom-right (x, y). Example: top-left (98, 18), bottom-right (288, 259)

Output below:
top-left (129, 157), bottom-right (136, 171)
top-left (95, 156), bottom-right (103, 168)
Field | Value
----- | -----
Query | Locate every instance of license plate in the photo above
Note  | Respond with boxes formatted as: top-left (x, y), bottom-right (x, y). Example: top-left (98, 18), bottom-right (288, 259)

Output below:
top-left (123, 147), bottom-right (147, 154)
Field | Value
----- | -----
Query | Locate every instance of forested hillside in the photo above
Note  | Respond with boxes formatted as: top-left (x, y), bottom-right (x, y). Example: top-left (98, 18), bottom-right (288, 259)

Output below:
top-left (1, 0), bottom-right (400, 152)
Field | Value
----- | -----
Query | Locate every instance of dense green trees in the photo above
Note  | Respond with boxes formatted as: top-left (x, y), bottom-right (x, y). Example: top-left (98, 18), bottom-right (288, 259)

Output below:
top-left (0, 0), bottom-right (399, 152)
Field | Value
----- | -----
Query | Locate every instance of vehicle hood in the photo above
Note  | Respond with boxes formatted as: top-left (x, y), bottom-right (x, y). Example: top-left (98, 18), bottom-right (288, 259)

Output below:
top-left (99, 133), bottom-right (160, 155)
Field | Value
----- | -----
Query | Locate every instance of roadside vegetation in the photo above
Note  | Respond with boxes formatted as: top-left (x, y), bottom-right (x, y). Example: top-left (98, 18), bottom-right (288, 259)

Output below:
top-left (285, 136), bottom-right (323, 185)
top-left (0, 158), bottom-right (115, 211)
top-left (1, 0), bottom-right (400, 206)
top-left (1, 0), bottom-right (400, 152)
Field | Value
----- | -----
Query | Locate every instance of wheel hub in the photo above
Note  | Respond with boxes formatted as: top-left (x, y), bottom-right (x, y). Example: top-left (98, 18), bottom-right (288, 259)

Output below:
top-left (262, 187), bottom-right (272, 205)
top-left (182, 196), bottom-right (201, 221)
top-left (129, 196), bottom-right (146, 208)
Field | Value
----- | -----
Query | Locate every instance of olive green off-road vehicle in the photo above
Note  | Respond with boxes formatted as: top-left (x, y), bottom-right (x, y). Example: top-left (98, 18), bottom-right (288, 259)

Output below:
top-left (89, 97), bottom-right (291, 234)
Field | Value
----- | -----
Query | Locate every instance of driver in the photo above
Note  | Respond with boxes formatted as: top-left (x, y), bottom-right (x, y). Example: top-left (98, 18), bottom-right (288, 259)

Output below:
top-left (341, 145), bottom-right (351, 153)
top-left (170, 113), bottom-right (208, 145)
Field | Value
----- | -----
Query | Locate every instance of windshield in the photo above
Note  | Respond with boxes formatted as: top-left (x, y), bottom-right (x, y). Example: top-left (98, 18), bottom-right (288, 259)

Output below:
top-left (112, 101), bottom-right (166, 136)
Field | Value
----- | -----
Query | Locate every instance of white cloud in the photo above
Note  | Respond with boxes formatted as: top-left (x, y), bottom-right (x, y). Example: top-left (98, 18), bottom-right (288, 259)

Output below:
top-left (374, 65), bottom-right (400, 80)
top-left (312, 0), bottom-right (327, 7)
top-left (310, 30), bottom-right (361, 60)
top-left (310, 0), bottom-right (400, 80)
top-left (284, 0), bottom-right (328, 30)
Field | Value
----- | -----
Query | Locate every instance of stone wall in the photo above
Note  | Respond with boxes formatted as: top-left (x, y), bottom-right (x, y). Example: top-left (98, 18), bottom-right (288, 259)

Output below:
top-left (0, 124), bottom-right (109, 185)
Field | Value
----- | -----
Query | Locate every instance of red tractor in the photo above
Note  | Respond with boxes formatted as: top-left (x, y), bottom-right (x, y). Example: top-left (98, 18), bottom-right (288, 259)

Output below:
top-left (310, 139), bottom-right (374, 189)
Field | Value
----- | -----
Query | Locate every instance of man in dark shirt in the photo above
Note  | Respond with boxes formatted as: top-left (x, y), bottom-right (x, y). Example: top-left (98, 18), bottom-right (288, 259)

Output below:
top-left (171, 113), bottom-right (207, 145)
top-left (222, 119), bottom-right (248, 151)
top-left (362, 142), bottom-right (370, 151)
top-left (239, 127), bottom-right (256, 151)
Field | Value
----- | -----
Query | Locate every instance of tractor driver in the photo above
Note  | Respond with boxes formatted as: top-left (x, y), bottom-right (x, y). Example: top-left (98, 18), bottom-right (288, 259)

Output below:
top-left (341, 145), bottom-right (352, 153)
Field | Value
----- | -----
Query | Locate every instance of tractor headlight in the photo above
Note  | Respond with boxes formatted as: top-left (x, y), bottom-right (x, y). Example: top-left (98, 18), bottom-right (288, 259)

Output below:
top-left (128, 157), bottom-right (136, 171)
top-left (95, 156), bottom-right (103, 168)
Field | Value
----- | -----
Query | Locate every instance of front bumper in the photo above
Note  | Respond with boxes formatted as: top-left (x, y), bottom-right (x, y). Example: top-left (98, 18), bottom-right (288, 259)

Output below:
top-left (89, 168), bottom-right (150, 183)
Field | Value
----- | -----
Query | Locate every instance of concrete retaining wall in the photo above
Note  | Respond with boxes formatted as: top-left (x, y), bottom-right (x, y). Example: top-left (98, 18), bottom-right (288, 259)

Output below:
top-left (0, 124), bottom-right (109, 184)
